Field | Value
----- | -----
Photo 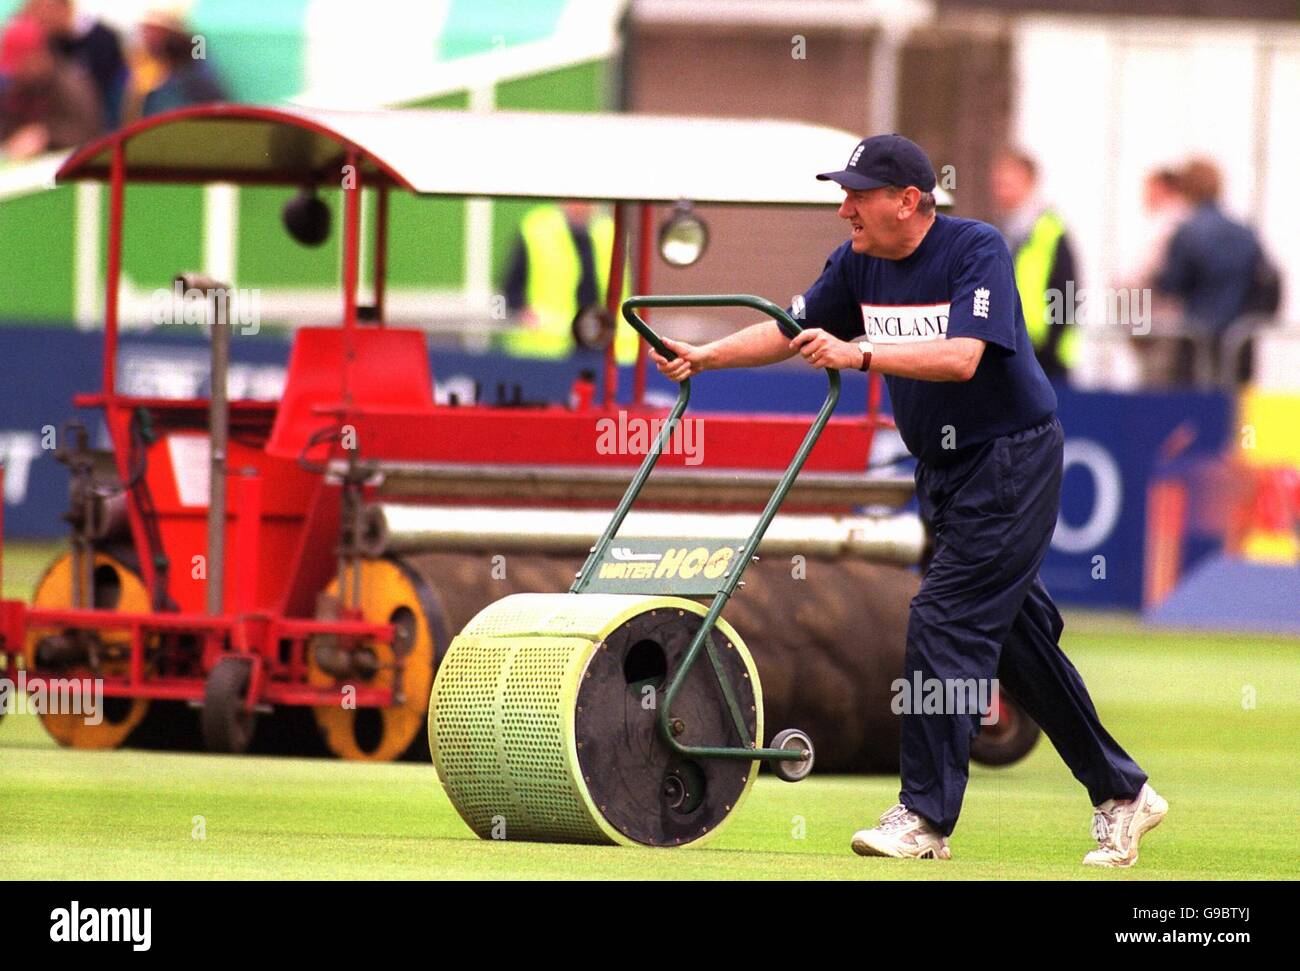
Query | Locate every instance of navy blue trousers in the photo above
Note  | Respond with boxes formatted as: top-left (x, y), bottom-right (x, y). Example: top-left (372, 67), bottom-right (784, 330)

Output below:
top-left (899, 416), bottom-right (1147, 836)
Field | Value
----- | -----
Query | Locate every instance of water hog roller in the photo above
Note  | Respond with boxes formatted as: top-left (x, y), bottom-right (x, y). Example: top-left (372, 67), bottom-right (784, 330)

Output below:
top-left (428, 295), bottom-right (833, 847)
top-left (8, 107), bottom-right (1028, 771)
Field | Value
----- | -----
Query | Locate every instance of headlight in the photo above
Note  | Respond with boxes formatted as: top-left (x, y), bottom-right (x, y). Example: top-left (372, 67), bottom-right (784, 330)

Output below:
top-left (571, 304), bottom-right (615, 350)
top-left (657, 201), bottom-right (709, 268)
top-left (282, 186), bottom-right (331, 247)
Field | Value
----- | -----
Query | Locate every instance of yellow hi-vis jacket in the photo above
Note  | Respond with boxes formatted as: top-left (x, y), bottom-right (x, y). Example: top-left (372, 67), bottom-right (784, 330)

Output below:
top-left (501, 206), bottom-right (637, 364)
top-left (1014, 210), bottom-right (1080, 370)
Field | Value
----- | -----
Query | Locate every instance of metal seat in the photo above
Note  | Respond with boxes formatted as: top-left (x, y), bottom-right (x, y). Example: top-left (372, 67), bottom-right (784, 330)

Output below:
top-left (266, 326), bottom-right (434, 459)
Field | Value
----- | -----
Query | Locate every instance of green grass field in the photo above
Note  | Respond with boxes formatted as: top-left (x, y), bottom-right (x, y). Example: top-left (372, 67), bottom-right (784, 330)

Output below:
top-left (1, 543), bottom-right (1297, 880)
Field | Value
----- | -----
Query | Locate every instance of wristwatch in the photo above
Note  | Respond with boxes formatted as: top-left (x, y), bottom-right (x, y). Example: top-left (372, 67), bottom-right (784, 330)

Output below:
top-left (857, 340), bottom-right (874, 372)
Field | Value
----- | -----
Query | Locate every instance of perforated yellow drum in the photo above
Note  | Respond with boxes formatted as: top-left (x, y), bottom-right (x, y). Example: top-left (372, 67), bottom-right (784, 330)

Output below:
top-left (428, 592), bottom-right (762, 847)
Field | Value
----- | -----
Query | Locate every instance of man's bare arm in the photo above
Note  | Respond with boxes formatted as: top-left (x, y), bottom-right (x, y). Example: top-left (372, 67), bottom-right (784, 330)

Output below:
top-left (703, 320), bottom-right (798, 369)
top-left (788, 328), bottom-right (986, 381)
top-left (868, 337), bottom-right (987, 382)
top-left (650, 320), bottom-right (795, 381)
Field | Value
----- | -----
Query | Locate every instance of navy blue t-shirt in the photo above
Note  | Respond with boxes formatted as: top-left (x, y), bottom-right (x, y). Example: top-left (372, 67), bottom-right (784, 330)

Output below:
top-left (797, 213), bottom-right (1057, 466)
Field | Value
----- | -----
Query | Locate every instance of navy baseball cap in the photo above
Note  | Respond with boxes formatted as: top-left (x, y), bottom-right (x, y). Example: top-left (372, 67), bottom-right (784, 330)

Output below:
top-left (817, 133), bottom-right (937, 192)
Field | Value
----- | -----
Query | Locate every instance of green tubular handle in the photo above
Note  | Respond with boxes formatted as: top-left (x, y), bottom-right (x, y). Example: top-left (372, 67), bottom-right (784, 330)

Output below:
top-left (622, 293), bottom-right (805, 355)
top-left (571, 294), bottom-right (840, 766)
top-left (570, 294), bottom-right (832, 597)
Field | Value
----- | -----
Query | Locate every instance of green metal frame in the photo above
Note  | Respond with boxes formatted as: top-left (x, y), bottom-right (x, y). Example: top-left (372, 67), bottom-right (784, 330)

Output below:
top-left (570, 294), bottom-right (840, 764)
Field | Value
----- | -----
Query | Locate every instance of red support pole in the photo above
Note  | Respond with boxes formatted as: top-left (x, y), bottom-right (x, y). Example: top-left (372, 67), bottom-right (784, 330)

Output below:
top-left (104, 142), bottom-right (125, 399)
top-left (374, 184), bottom-right (389, 325)
top-left (633, 203), bottom-right (653, 407)
top-left (341, 150), bottom-right (362, 415)
top-left (232, 469), bottom-right (262, 615)
top-left (342, 149), bottom-right (362, 331)
top-left (863, 370), bottom-right (884, 462)
top-left (602, 202), bottom-right (627, 407)
top-left (0, 462), bottom-right (5, 599)
top-left (868, 370), bottom-right (883, 424)
top-left (102, 139), bottom-right (158, 597)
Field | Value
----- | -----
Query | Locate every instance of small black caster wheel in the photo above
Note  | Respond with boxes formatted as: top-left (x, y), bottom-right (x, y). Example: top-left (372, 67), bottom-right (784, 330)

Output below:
top-left (970, 687), bottom-right (1041, 767)
top-left (201, 657), bottom-right (257, 755)
top-left (769, 728), bottom-right (814, 782)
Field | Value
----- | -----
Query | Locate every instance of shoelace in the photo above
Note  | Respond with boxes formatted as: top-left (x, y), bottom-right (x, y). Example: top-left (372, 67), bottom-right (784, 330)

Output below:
top-left (1091, 808), bottom-right (1118, 848)
top-left (879, 804), bottom-right (917, 832)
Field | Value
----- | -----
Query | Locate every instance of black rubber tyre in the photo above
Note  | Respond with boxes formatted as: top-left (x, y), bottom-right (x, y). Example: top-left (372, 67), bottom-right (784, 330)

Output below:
top-left (769, 728), bottom-right (815, 782)
top-left (969, 689), bottom-right (1041, 767)
top-left (391, 557), bottom-right (449, 762)
top-left (201, 658), bottom-right (257, 755)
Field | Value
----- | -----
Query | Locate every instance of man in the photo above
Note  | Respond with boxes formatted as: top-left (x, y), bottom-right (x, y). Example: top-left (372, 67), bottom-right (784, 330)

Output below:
top-left (0, 12), bottom-right (100, 159)
top-left (134, 8), bottom-right (227, 119)
top-left (650, 134), bottom-right (1166, 867)
top-left (501, 200), bottom-right (637, 364)
top-left (990, 148), bottom-right (1079, 381)
top-left (25, 0), bottom-right (126, 129)
top-left (1155, 158), bottom-right (1264, 384)
top-left (1127, 167), bottom-right (1192, 385)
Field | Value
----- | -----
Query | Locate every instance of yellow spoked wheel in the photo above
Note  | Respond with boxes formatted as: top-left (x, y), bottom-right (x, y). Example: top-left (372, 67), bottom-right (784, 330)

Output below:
top-left (24, 552), bottom-right (152, 749)
top-left (308, 558), bottom-right (442, 761)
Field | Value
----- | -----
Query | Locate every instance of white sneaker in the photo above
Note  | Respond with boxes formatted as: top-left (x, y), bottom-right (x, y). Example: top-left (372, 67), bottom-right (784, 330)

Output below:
top-left (851, 803), bottom-right (952, 859)
top-left (1082, 783), bottom-right (1168, 868)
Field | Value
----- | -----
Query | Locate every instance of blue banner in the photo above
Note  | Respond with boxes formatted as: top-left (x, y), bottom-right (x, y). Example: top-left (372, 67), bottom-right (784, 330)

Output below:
top-left (1044, 386), bottom-right (1230, 608)
top-left (644, 369), bottom-right (1233, 609)
top-left (0, 326), bottom-right (1231, 608)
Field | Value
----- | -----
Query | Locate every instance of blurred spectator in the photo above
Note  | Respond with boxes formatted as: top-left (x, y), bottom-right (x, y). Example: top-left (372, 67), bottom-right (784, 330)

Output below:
top-left (1125, 167), bottom-right (1192, 385)
top-left (1137, 168), bottom-right (1191, 287)
top-left (1154, 158), bottom-right (1266, 383)
top-left (131, 8), bottom-right (227, 119)
top-left (991, 148), bottom-right (1079, 381)
top-left (501, 200), bottom-right (636, 363)
top-left (0, 13), bottom-right (101, 159)
top-left (25, 0), bottom-right (126, 130)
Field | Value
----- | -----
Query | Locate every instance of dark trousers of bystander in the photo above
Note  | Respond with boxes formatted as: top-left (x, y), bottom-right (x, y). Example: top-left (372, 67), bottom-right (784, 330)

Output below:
top-left (899, 415), bottom-right (1149, 836)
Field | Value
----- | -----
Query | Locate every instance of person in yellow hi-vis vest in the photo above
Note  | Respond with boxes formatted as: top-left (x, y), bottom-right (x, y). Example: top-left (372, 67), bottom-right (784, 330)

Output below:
top-left (500, 201), bottom-right (637, 364)
top-left (991, 149), bottom-right (1080, 381)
